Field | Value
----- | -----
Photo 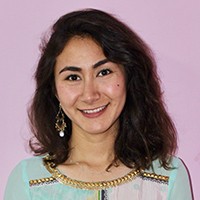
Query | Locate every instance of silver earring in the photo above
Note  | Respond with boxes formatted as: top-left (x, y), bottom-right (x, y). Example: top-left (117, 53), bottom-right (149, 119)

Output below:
top-left (55, 104), bottom-right (66, 137)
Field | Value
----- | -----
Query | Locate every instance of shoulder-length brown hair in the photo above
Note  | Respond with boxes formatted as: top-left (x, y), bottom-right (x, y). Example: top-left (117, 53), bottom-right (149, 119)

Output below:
top-left (29, 8), bottom-right (177, 170)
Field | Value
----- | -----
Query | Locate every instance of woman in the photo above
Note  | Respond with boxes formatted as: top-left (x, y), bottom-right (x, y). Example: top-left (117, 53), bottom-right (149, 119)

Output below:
top-left (4, 9), bottom-right (193, 199)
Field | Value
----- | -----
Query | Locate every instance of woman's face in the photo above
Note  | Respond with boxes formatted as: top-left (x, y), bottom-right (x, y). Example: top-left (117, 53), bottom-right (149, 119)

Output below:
top-left (54, 36), bottom-right (126, 136)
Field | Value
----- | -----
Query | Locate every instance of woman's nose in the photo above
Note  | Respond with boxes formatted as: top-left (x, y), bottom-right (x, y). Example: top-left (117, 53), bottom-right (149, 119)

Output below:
top-left (80, 80), bottom-right (100, 104)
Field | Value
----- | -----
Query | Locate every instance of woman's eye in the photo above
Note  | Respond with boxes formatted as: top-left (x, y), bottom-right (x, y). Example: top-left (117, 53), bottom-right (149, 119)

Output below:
top-left (98, 69), bottom-right (112, 77)
top-left (66, 74), bottom-right (80, 81)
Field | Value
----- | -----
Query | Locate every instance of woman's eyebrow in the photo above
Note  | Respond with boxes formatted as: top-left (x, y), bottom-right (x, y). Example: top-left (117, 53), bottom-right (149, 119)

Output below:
top-left (93, 58), bottom-right (109, 68)
top-left (59, 58), bottom-right (109, 74)
top-left (59, 66), bottom-right (81, 74)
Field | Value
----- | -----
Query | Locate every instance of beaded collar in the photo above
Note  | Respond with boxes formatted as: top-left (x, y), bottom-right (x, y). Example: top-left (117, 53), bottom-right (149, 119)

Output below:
top-left (43, 156), bottom-right (141, 190)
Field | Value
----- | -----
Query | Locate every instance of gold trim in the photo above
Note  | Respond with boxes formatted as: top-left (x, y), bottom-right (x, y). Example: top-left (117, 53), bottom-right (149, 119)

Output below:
top-left (43, 158), bottom-right (141, 190)
top-left (29, 171), bottom-right (169, 188)
top-left (142, 172), bottom-right (169, 183)
top-left (29, 177), bottom-right (57, 187)
top-left (41, 156), bottom-right (169, 189)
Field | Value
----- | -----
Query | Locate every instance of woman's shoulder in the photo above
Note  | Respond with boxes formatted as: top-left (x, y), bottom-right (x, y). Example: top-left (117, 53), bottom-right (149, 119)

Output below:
top-left (137, 156), bottom-right (189, 189)
top-left (145, 156), bottom-right (186, 177)
top-left (15, 156), bottom-right (44, 170)
top-left (147, 157), bottom-right (193, 199)
top-left (9, 155), bottom-right (51, 181)
top-left (18, 155), bottom-right (43, 164)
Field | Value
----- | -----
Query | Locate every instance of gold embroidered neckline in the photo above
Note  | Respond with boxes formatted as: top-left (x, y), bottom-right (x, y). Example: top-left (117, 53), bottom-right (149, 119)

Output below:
top-left (43, 157), bottom-right (141, 190)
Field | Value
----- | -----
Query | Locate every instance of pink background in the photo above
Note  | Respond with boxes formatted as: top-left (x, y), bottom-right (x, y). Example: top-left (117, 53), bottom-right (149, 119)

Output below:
top-left (0, 0), bottom-right (199, 199)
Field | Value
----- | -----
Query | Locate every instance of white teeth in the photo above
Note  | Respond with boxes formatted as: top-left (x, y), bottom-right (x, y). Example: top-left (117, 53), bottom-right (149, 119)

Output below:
top-left (82, 106), bottom-right (106, 114)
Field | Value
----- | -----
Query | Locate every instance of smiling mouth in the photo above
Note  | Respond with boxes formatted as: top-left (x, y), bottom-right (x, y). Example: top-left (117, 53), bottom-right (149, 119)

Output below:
top-left (80, 104), bottom-right (108, 114)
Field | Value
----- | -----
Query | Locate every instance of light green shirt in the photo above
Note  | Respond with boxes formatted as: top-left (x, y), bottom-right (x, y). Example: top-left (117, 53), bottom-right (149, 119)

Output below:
top-left (4, 156), bottom-right (193, 200)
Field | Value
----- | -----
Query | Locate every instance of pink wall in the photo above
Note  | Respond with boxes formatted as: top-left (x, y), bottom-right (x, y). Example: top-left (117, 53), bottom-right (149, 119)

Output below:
top-left (1, 0), bottom-right (199, 199)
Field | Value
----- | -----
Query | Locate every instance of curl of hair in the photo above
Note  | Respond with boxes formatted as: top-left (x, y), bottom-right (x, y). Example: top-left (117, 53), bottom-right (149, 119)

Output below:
top-left (29, 8), bottom-right (177, 170)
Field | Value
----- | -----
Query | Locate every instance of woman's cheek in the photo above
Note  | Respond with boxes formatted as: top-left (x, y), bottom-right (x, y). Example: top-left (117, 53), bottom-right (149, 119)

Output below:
top-left (105, 82), bottom-right (124, 96)
top-left (56, 85), bottom-right (74, 102)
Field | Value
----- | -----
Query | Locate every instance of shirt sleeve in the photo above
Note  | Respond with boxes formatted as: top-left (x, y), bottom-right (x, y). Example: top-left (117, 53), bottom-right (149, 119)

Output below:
top-left (167, 158), bottom-right (193, 200)
top-left (4, 160), bottom-right (31, 200)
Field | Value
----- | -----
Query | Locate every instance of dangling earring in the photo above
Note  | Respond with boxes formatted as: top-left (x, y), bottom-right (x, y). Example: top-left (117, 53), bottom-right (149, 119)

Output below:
top-left (55, 104), bottom-right (67, 137)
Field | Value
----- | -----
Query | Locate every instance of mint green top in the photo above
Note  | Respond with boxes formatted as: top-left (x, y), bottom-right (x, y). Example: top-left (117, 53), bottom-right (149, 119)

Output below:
top-left (4, 156), bottom-right (193, 200)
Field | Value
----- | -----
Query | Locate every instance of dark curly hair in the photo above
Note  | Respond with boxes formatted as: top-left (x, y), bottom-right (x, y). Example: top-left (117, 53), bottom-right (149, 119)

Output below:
top-left (29, 8), bottom-right (177, 170)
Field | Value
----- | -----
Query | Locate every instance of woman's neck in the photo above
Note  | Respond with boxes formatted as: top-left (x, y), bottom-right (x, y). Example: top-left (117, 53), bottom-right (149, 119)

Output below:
top-left (57, 127), bottom-right (133, 182)
top-left (67, 129), bottom-right (117, 167)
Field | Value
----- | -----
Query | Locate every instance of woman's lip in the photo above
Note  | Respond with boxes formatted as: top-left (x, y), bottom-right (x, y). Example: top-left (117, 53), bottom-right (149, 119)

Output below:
top-left (79, 104), bottom-right (109, 117)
